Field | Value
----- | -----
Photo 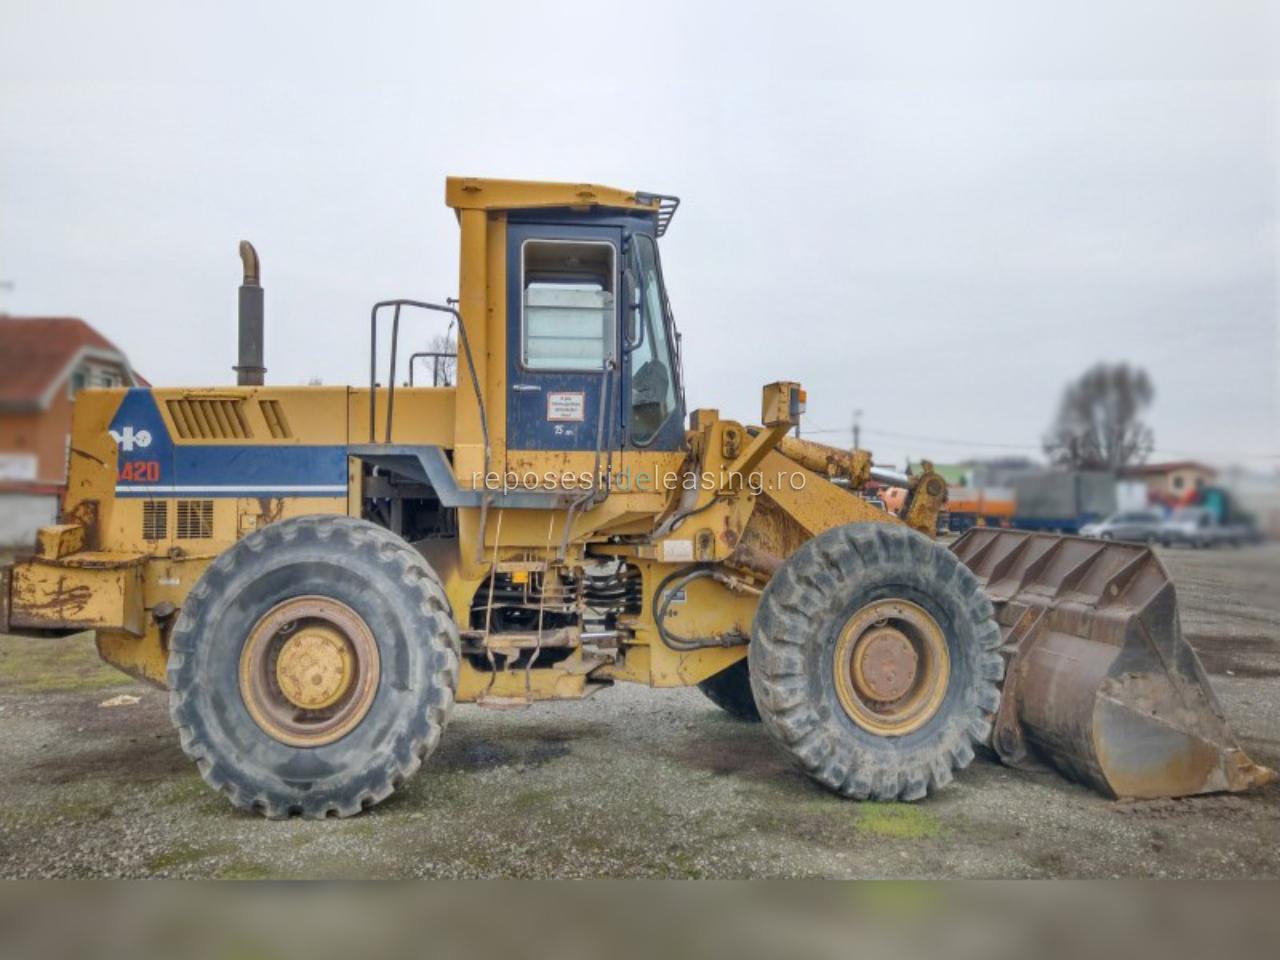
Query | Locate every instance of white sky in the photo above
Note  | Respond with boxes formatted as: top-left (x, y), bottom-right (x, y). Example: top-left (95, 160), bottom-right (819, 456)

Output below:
top-left (1, 0), bottom-right (1276, 469)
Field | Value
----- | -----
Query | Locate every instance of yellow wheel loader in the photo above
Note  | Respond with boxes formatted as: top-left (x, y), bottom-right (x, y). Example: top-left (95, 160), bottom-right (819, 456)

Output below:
top-left (2, 178), bottom-right (1272, 818)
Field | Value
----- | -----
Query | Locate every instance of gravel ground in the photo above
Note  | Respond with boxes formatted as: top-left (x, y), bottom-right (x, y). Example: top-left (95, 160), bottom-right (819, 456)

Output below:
top-left (0, 544), bottom-right (1277, 878)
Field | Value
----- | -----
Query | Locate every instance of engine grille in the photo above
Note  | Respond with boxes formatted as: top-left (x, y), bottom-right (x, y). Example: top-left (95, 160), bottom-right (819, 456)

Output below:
top-left (176, 499), bottom-right (214, 539)
top-left (166, 398), bottom-right (252, 440)
top-left (141, 500), bottom-right (168, 541)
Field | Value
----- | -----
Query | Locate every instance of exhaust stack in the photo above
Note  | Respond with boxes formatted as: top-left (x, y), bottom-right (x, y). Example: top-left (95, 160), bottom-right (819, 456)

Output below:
top-left (235, 240), bottom-right (265, 386)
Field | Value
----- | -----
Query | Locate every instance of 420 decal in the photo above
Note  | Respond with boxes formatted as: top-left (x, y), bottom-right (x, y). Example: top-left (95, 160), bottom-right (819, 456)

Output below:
top-left (118, 460), bottom-right (161, 483)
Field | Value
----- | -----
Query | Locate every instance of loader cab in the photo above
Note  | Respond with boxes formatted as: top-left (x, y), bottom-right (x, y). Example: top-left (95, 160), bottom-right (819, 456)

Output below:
top-left (505, 211), bottom-right (685, 454)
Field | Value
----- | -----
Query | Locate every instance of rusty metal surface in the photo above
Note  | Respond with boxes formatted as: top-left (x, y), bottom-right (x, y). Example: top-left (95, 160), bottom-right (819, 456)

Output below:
top-left (9, 554), bottom-right (147, 637)
top-left (774, 434), bottom-right (873, 487)
top-left (952, 528), bottom-right (1276, 799)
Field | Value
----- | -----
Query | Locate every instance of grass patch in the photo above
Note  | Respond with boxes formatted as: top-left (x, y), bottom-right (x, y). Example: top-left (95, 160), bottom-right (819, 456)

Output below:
top-left (52, 796), bottom-right (115, 823)
top-left (0, 791), bottom-right (110, 830)
top-left (147, 844), bottom-right (234, 872)
top-left (215, 860), bottom-right (276, 880)
top-left (855, 802), bottom-right (940, 840)
top-left (0, 632), bottom-right (130, 694)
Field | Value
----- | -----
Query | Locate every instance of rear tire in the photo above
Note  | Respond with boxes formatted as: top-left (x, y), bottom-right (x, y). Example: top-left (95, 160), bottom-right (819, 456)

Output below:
top-left (749, 522), bottom-right (1003, 801)
top-left (168, 516), bottom-right (459, 818)
top-left (697, 658), bottom-right (761, 722)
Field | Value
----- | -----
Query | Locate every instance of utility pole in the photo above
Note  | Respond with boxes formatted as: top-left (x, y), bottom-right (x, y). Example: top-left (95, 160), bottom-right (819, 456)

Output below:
top-left (852, 409), bottom-right (862, 450)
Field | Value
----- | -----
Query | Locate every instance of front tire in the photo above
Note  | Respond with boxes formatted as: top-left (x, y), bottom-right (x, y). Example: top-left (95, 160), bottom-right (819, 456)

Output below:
top-left (168, 516), bottom-right (459, 818)
top-left (749, 523), bottom-right (1003, 802)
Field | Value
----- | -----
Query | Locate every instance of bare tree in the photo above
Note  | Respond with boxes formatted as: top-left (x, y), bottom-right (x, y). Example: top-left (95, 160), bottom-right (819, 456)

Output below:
top-left (418, 331), bottom-right (457, 386)
top-left (1043, 363), bottom-right (1155, 470)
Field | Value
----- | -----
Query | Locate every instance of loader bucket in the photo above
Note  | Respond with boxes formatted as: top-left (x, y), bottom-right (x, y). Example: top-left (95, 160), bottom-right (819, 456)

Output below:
top-left (951, 528), bottom-right (1276, 799)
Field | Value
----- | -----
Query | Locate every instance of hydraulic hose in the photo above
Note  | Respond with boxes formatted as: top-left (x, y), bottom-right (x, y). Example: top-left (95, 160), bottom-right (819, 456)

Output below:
top-left (652, 565), bottom-right (752, 651)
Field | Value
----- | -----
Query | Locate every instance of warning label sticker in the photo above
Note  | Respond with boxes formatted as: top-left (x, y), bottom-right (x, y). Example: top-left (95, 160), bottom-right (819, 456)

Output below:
top-left (660, 540), bottom-right (695, 563)
top-left (547, 392), bottom-right (586, 422)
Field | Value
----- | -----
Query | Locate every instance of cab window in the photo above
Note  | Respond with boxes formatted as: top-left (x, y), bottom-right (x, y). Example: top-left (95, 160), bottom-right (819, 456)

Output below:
top-left (521, 239), bottom-right (615, 371)
top-left (627, 235), bottom-right (678, 445)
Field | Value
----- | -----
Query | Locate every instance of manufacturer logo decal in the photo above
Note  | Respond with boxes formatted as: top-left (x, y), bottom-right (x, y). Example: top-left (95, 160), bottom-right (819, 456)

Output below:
top-left (109, 426), bottom-right (153, 452)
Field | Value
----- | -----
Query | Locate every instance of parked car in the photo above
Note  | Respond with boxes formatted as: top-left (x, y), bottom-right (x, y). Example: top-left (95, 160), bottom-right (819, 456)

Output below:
top-left (1079, 510), bottom-right (1165, 543)
top-left (1159, 507), bottom-right (1250, 548)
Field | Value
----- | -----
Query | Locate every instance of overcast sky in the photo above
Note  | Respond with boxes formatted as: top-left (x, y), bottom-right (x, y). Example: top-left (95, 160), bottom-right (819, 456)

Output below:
top-left (1, 0), bottom-right (1276, 469)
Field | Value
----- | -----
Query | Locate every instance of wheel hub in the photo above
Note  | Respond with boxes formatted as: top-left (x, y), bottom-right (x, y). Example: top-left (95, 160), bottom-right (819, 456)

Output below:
top-left (239, 596), bottom-right (380, 747)
top-left (833, 598), bottom-right (950, 736)
top-left (853, 627), bottom-right (918, 702)
top-left (275, 626), bottom-right (354, 711)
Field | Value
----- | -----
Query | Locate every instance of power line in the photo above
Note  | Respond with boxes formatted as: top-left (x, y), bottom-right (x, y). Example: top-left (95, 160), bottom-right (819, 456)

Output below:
top-left (802, 424), bottom-right (1280, 461)
top-left (805, 425), bottom-right (1039, 451)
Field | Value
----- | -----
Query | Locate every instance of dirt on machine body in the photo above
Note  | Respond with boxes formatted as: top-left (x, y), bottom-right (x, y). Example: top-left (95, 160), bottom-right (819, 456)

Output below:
top-left (1, 177), bottom-right (1270, 818)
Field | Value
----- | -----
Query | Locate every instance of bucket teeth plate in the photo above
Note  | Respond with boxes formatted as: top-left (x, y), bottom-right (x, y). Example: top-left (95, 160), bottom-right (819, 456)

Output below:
top-left (951, 528), bottom-right (1276, 799)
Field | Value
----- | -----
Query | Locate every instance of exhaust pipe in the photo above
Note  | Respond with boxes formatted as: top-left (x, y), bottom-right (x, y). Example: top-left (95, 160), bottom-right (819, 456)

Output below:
top-left (235, 240), bottom-right (265, 386)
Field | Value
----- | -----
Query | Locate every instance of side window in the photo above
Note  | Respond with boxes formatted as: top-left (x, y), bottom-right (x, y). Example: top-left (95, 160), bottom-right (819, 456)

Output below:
top-left (628, 235), bottom-right (678, 445)
top-left (521, 239), bottom-right (615, 370)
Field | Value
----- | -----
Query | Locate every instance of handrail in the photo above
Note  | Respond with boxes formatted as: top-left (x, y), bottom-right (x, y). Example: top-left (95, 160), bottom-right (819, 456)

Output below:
top-left (408, 350), bottom-right (457, 387)
top-left (368, 300), bottom-right (489, 478)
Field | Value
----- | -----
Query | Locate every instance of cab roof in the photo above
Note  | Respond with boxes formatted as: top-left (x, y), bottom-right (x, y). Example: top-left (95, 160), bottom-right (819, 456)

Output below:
top-left (445, 177), bottom-right (679, 235)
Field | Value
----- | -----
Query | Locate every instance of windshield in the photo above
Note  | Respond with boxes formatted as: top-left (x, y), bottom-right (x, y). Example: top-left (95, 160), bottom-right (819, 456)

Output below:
top-left (627, 234), bottom-right (680, 445)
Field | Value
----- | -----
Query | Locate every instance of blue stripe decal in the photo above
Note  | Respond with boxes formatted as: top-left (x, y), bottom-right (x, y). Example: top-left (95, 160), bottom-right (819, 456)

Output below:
top-left (109, 388), bottom-right (349, 499)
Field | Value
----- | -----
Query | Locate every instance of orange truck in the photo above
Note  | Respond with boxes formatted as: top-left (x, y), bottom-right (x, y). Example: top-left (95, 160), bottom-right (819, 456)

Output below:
top-left (943, 486), bottom-right (1016, 533)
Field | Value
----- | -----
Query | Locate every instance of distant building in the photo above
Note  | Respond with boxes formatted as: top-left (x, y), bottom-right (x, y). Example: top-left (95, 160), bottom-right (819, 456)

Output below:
top-left (1122, 461), bottom-right (1217, 500)
top-left (907, 462), bottom-right (974, 486)
top-left (1219, 466), bottom-right (1280, 540)
top-left (0, 316), bottom-right (142, 546)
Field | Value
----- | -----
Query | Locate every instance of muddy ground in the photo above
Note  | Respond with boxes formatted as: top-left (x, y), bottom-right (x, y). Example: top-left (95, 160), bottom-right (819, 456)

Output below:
top-left (1, 545), bottom-right (1277, 878)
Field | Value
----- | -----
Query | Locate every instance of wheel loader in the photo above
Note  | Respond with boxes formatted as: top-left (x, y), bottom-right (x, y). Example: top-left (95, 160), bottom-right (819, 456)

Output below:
top-left (2, 177), bottom-right (1272, 818)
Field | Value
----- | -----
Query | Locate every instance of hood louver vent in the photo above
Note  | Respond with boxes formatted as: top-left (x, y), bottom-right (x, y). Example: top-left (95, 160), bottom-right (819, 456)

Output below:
top-left (259, 399), bottom-right (293, 439)
top-left (167, 398), bottom-right (252, 440)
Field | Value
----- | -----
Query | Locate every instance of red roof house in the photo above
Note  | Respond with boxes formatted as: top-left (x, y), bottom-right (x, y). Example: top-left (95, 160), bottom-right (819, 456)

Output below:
top-left (0, 315), bottom-right (142, 493)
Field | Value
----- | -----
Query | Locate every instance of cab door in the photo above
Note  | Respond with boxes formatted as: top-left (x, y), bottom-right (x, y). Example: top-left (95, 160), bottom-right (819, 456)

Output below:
top-left (505, 222), bottom-right (621, 455)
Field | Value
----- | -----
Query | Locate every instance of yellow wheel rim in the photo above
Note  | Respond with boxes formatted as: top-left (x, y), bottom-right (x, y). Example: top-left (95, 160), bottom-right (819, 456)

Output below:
top-left (833, 598), bottom-right (949, 736)
top-left (239, 596), bottom-right (380, 747)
